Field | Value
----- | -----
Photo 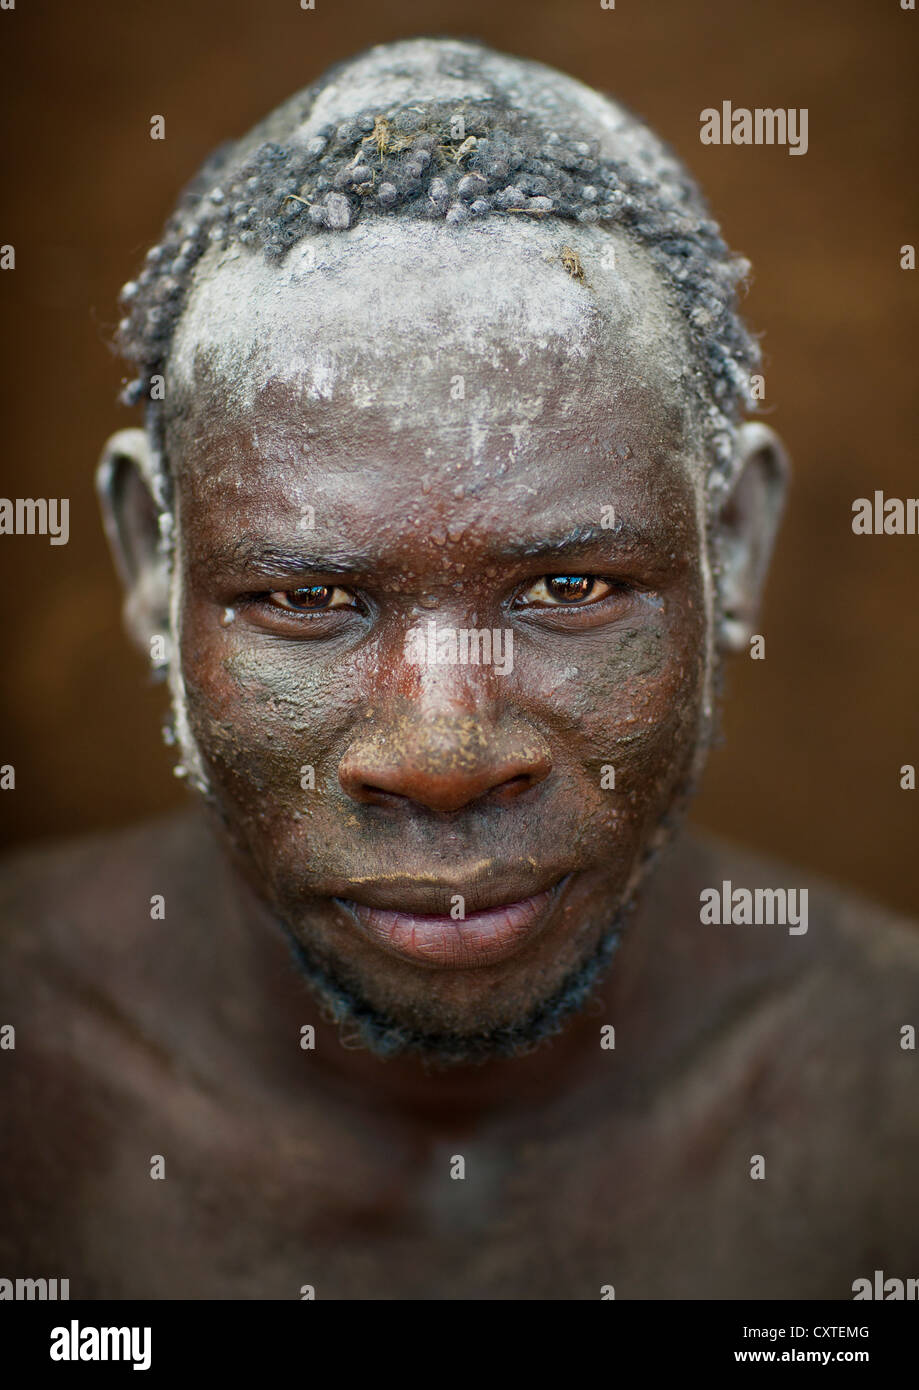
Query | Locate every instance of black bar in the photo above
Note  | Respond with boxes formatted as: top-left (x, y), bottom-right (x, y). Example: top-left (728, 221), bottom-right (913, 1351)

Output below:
top-left (2, 1299), bottom-right (915, 1378)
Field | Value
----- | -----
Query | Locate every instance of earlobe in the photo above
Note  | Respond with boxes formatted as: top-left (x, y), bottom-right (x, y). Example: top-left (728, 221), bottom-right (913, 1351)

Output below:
top-left (96, 428), bottom-right (171, 659)
top-left (715, 422), bottom-right (790, 655)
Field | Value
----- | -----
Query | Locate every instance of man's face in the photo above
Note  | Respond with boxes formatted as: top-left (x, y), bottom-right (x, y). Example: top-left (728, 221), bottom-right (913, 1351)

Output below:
top-left (163, 219), bottom-right (713, 1057)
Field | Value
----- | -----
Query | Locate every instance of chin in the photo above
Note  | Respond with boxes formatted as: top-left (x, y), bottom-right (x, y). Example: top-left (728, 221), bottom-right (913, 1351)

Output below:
top-left (277, 904), bottom-right (628, 1066)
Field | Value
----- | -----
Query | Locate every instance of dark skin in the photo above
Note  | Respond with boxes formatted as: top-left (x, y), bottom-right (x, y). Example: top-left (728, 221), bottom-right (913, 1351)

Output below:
top-left (3, 813), bottom-right (918, 1297)
top-left (158, 225), bottom-right (724, 1048)
top-left (1, 224), bottom-right (917, 1297)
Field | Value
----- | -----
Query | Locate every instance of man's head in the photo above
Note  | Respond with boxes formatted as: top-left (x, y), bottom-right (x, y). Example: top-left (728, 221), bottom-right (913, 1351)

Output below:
top-left (98, 38), bottom-right (787, 1064)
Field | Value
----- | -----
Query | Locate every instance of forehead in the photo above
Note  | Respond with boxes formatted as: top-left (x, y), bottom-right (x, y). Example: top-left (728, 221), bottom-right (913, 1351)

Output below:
top-left (165, 221), bottom-right (706, 551)
top-left (170, 218), bottom-right (698, 431)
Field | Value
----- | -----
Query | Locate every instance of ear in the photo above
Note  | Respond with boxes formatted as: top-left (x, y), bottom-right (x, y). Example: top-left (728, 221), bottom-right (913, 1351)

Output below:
top-left (96, 428), bottom-right (171, 659)
top-left (715, 422), bottom-right (790, 654)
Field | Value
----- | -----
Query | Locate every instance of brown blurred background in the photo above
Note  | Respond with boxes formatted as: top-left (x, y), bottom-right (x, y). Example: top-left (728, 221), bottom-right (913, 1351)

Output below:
top-left (1, 0), bottom-right (917, 912)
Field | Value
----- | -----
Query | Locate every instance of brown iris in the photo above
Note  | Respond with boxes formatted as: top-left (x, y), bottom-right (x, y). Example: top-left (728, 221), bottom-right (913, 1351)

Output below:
top-left (269, 585), bottom-right (352, 611)
top-left (545, 576), bottom-right (595, 603)
top-left (288, 586), bottom-right (332, 608)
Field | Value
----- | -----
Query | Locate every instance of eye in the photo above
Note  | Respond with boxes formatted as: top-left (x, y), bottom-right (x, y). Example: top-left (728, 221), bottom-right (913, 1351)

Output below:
top-left (517, 575), bottom-right (616, 607)
top-left (267, 584), bottom-right (357, 612)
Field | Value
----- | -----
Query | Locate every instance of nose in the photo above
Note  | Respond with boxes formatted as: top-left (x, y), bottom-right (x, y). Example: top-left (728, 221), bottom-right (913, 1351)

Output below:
top-left (339, 711), bottom-right (552, 814)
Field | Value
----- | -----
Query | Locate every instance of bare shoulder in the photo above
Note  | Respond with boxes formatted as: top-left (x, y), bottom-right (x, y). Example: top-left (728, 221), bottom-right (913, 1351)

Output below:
top-left (0, 809), bottom-right (231, 1278)
top-left (0, 807), bottom-right (218, 956)
top-left (683, 828), bottom-right (919, 1151)
top-left (684, 825), bottom-right (919, 982)
top-left (0, 804), bottom-right (235, 1086)
top-left (0, 805), bottom-right (221, 1051)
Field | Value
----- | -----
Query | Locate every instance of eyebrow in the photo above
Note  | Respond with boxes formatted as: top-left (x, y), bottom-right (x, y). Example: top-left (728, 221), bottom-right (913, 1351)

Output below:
top-left (208, 520), bottom-right (662, 578)
top-left (210, 541), bottom-right (374, 578)
top-left (499, 520), bottom-right (657, 559)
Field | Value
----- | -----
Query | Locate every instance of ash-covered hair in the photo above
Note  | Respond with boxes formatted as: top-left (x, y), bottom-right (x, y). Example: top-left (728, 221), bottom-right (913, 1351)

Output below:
top-left (115, 37), bottom-right (760, 514)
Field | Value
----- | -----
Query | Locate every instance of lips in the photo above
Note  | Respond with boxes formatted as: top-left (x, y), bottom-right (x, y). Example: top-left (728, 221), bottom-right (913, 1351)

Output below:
top-left (335, 878), bottom-right (568, 969)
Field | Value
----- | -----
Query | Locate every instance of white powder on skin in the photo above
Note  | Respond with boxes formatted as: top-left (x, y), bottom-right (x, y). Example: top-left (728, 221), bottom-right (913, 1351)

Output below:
top-left (169, 218), bottom-right (702, 472)
top-left (162, 215), bottom-right (717, 800)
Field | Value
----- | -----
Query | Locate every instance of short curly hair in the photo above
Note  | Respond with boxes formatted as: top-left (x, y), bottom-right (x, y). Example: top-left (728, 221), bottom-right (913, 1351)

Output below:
top-left (115, 37), bottom-right (760, 513)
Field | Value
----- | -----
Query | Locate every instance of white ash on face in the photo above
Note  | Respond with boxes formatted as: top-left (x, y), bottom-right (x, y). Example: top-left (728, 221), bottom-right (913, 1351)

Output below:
top-left (115, 37), bottom-right (760, 517)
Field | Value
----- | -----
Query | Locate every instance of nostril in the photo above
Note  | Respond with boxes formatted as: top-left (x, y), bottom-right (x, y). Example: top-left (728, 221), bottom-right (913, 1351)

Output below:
top-left (491, 773), bottom-right (534, 803)
top-left (357, 783), bottom-right (412, 808)
top-left (339, 743), bottom-right (552, 815)
top-left (343, 770), bottom-right (538, 814)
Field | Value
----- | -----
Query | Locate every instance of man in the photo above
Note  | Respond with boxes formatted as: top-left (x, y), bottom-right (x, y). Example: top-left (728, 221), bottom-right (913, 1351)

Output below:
top-left (1, 37), bottom-right (917, 1299)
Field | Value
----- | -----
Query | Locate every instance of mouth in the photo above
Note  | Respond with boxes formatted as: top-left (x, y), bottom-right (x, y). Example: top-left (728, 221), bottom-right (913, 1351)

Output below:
top-left (334, 877), bottom-right (570, 970)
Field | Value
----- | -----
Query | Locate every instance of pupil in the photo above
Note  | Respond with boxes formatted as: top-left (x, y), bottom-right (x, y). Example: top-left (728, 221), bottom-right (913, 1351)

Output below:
top-left (291, 586), bottom-right (331, 608)
top-left (548, 575), bottom-right (592, 602)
